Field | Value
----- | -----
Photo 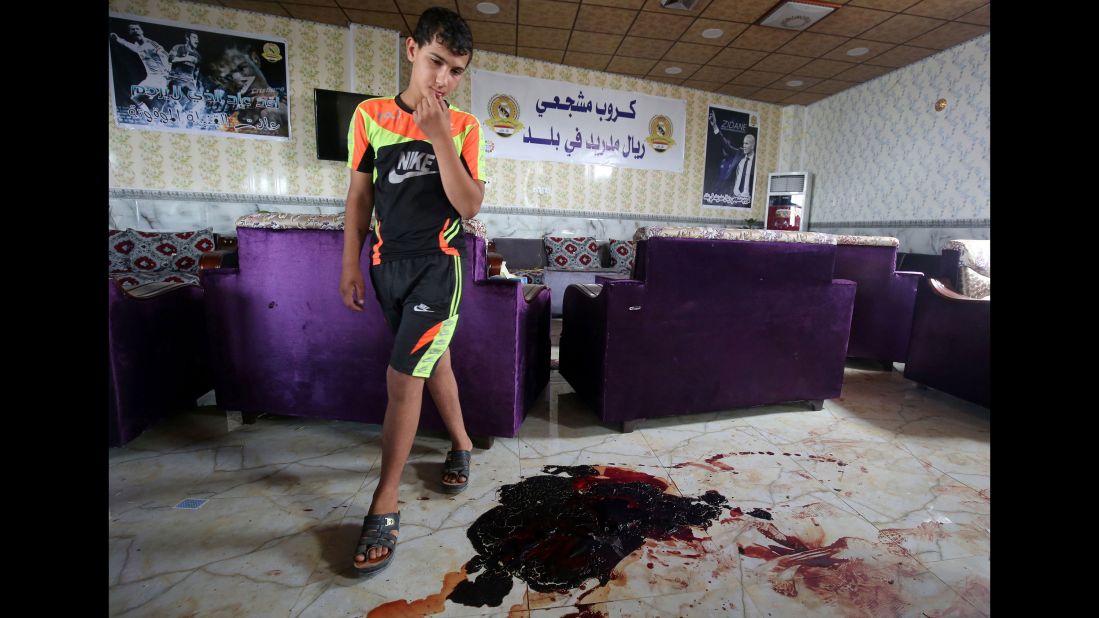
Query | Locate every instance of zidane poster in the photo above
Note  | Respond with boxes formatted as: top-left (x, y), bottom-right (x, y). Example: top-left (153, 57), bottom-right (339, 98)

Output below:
top-left (701, 105), bottom-right (759, 209)
top-left (108, 13), bottom-right (290, 140)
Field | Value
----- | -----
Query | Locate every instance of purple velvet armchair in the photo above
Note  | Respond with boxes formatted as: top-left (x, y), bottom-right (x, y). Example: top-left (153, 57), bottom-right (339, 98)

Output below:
top-left (200, 214), bottom-right (551, 440)
top-left (559, 227), bottom-right (856, 429)
top-left (903, 240), bottom-right (990, 408)
top-left (832, 235), bottom-right (922, 368)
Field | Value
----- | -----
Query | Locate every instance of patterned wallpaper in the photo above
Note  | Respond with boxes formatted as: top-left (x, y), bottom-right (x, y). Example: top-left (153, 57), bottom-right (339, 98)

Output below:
top-left (108, 1), bottom-right (781, 222)
top-left (795, 34), bottom-right (990, 225)
top-left (107, 0), bottom-right (397, 198)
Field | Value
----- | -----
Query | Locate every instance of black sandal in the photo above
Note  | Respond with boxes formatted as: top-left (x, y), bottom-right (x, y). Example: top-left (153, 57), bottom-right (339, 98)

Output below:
top-left (353, 511), bottom-right (399, 577)
top-left (441, 450), bottom-right (471, 494)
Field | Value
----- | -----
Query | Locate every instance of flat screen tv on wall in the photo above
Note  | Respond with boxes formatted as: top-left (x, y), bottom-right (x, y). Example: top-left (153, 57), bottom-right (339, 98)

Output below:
top-left (314, 88), bottom-right (377, 162)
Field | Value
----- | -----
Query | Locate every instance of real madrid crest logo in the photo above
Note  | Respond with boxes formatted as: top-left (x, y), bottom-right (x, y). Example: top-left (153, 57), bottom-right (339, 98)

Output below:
top-left (484, 94), bottom-right (524, 137)
top-left (261, 43), bottom-right (283, 62)
top-left (644, 115), bottom-right (674, 153)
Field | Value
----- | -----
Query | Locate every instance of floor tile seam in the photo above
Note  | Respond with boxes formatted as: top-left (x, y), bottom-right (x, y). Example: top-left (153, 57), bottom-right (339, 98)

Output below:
top-left (287, 569), bottom-right (337, 617)
top-left (915, 565), bottom-right (989, 618)
top-left (185, 461), bottom-right (297, 497)
top-left (112, 568), bottom-right (200, 615)
top-left (113, 513), bottom-right (347, 589)
top-left (891, 440), bottom-right (990, 494)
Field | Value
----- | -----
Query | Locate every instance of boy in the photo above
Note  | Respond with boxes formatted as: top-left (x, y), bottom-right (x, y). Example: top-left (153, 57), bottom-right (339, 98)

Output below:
top-left (339, 6), bottom-right (486, 577)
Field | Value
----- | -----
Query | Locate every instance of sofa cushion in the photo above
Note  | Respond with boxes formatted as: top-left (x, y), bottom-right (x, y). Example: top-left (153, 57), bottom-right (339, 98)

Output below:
top-left (128, 228), bottom-right (216, 273)
top-left (492, 238), bottom-right (545, 269)
top-left (544, 236), bottom-right (601, 270)
top-left (943, 239), bottom-right (990, 299)
top-left (960, 266), bottom-right (990, 299)
top-left (109, 229), bottom-right (136, 273)
top-left (111, 271), bottom-right (201, 290)
top-left (607, 239), bottom-right (636, 272)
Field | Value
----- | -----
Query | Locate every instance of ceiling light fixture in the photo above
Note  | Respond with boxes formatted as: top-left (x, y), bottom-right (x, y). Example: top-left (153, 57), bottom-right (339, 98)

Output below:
top-left (787, 80), bottom-right (804, 87)
top-left (701, 28), bottom-right (724, 39)
top-left (846, 47), bottom-right (869, 57)
top-left (665, 66), bottom-right (683, 74)
top-left (476, 2), bottom-right (500, 15)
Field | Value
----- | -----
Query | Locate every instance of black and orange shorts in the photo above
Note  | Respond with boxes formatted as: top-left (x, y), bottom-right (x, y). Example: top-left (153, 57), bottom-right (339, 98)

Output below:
top-left (369, 253), bottom-right (464, 377)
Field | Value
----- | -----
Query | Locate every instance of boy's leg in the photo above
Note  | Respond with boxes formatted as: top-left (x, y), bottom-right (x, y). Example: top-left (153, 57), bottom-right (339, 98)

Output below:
top-left (355, 365), bottom-right (425, 564)
top-left (426, 348), bottom-right (473, 484)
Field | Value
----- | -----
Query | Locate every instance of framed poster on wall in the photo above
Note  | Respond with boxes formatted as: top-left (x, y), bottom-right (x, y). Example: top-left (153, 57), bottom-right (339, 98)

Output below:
top-left (108, 12), bottom-right (290, 140)
top-left (701, 105), bottom-right (759, 209)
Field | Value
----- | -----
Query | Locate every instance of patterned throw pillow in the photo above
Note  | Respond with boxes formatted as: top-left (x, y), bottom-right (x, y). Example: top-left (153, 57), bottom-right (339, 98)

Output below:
top-left (544, 236), bottom-right (601, 270)
top-left (607, 239), bottom-right (636, 273)
top-left (109, 229), bottom-right (136, 273)
top-left (128, 228), bottom-right (216, 273)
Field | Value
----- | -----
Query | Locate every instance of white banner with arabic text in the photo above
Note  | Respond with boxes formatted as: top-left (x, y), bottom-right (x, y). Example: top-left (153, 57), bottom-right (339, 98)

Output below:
top-left (471, 69), bottom-right (685, 172)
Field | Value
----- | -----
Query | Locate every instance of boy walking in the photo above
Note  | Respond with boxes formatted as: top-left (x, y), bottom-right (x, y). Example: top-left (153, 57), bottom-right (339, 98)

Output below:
top-left (339, 7), bottom-right (485, 577)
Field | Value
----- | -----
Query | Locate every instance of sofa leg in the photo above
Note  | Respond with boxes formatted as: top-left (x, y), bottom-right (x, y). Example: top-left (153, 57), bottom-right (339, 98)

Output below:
top-left (472, 435), bottom-right (495, 450)
top-left (807, 400), bottom-right (824, 411)
top-left (622, 419), bottom-right (642, 433)
top-left (225, 410), bottom-right (261, 432)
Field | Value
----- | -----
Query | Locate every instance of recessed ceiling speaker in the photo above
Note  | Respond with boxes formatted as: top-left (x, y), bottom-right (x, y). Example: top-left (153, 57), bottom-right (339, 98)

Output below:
top-left (760, 1), bottom-right (839, 31)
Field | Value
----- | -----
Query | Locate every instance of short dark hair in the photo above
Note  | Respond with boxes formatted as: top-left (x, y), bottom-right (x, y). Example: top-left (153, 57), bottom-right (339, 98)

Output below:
top-left (412, 7), bottom-right (473, 59)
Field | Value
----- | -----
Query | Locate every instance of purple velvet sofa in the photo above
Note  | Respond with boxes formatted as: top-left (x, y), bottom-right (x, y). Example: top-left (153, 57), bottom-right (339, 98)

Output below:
top-left (832, 235), bottom-right (922, 367)
top-left (108, 280), bottom-right (213, 446)
top-left (108, 229), bottom-right (237, 447)
top-left (903, 240), bottom-right (990, 408)
top-left (200, 214), bottom-right (551, 440)
top-left (559, 226), bottom-right (856, 429)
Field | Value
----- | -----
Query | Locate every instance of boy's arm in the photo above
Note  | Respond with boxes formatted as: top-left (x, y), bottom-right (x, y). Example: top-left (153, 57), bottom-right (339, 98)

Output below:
top-left (340, 171), bottom-right (374, 310)
top-left (414, 96), bottom-right (484, 220)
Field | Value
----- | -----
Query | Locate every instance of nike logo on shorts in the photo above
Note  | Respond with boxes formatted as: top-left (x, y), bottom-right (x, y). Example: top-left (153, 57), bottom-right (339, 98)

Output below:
top-left (413, 303), bottom-right (432, 312)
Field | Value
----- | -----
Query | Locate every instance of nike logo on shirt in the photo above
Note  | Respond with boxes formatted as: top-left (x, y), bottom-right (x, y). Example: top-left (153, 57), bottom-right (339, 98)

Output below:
top-left (389, 168), bottom-right (438, 184)
top-left (389, 151), bottom-right (438, 184)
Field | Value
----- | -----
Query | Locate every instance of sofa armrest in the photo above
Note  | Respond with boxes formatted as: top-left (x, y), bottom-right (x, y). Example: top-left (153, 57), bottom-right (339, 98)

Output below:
top-left (111, 278), bottom-right (195, 299)
top-left (521, 284), bottom-right (546, 303)
top-left (571, 283), bottom-right (604, 299)
top-left (926, 277), bottom-right (989, 302)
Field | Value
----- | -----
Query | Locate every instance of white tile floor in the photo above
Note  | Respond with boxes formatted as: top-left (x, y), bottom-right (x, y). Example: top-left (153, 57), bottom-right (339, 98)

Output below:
top-left (110, 340), bottom-right (989, 617)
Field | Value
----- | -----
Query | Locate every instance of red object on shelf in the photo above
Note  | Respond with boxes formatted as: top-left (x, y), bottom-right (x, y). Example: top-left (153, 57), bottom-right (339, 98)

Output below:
top-left (766, 204), bottom-right (802, 231)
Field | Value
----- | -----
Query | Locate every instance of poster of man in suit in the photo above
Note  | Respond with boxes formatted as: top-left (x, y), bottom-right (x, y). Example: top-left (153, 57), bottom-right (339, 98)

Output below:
top-left (702, 105), bottom-right (759, 209)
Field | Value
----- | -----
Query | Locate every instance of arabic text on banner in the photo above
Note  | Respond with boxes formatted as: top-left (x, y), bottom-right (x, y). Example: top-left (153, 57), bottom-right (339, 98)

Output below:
top-left (471, 69), bottom-right (685, 173)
